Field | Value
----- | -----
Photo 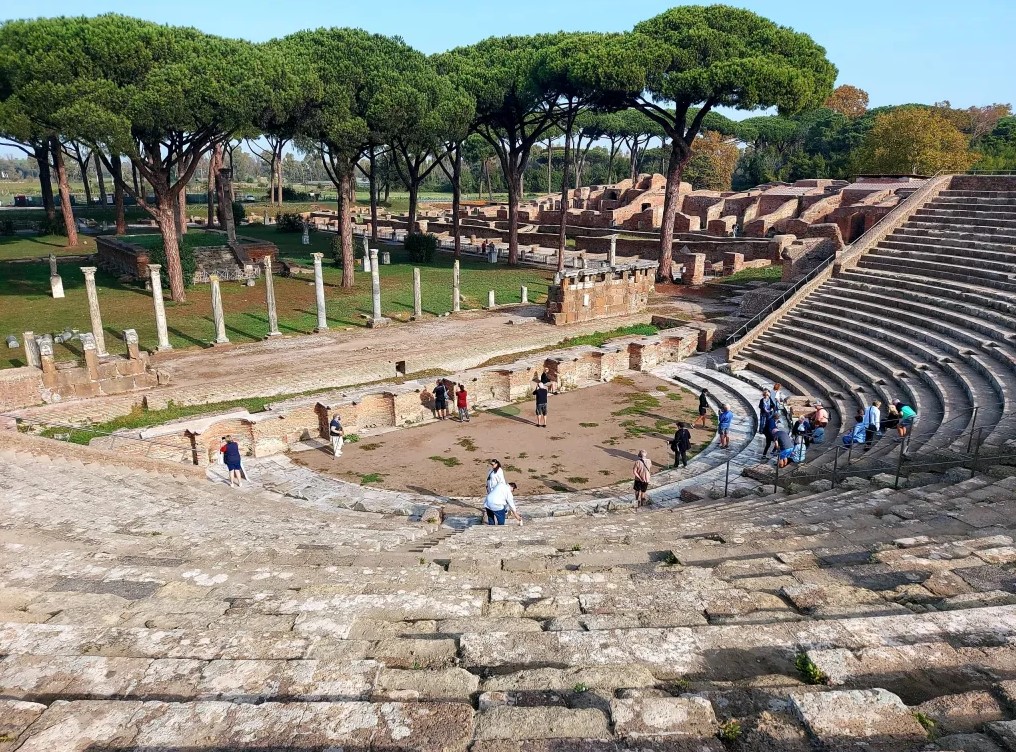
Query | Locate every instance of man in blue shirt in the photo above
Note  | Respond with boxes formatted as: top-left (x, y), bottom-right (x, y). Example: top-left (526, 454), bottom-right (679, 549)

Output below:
top-left (863, 400), bottom-right (881, 451)
top-left (717, 404), bottom-right (734, 449)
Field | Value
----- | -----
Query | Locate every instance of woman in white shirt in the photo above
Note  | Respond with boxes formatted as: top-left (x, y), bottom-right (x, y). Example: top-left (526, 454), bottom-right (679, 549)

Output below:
top-left (486, 459), bottom-right (506, 493)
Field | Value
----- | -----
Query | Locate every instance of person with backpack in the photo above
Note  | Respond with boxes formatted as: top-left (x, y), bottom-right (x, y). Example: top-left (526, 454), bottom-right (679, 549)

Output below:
top-left (632, 449), bottom-right (652, 507)
top-left (433, 379), bottom-right (449, 420)
top-left (669, 422), bottom-right (692, 468)
top-left (717, 404), bottom-right (734, 449)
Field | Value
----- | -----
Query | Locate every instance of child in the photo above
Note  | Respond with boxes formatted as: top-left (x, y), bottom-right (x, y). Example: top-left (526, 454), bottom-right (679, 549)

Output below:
top-left (456, 383), bottom-right (470, 422)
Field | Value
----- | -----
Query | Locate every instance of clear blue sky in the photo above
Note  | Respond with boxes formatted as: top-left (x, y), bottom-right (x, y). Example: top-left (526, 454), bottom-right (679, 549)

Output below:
top-left (2, 0), bottom-right (1012, 110)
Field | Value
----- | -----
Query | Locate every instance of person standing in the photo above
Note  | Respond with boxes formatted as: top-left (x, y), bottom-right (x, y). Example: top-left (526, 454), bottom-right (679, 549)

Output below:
top-left (717, 404), bottom-right (733, 449)
top-left (433, 379), bottom-right (449, 420)
top-left (534, 380), bottom-right (549, 427)
top-left (483, 481), bottom-right (522, 525)
top-left (486, 459), bottom-right (506, 493)
top-left (694, 389), bottom-right (710, 429)
top-left (328, 413), bottom-right (345, 458)
top-left (540, 367), bottom-right (560, 395)
top-left (897, 402), bottom-right (917, 440)
top-left (760, 412), bottom-right (778, 459)
top-left (221, 435), bottom-right (244, 487)
top-left (758, 389), bottom-right (778, 426)
top-left (670, 422), bottom-right (692, 468)
top-left (863, 399), bottom-right (881, 451)
top-left (455, 383), bottom-right (470, 422)
top-left (632, 449), bottom-right (652, 507)
top-left (772, 382), bottom-right (788, 420)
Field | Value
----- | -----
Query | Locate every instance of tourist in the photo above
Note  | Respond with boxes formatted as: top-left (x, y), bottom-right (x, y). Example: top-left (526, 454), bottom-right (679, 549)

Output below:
top-left (758, 389), bottom-right (778, 427)
top-left (898, 402), bottom-right (917, 439)
top-left (540, 367), bottom-right (560, 395)
top-left (670, 422), bottom-right (692, 468)
top-left (812, 402), bottom-right (829, 429)
top-left (717, 404), bottom-right (734, 449)
top-left (791, 410), bottom-right (811, 447)
top-left (486, 459), bottom-right (506, 493)
top-left (842, 411), bottom-right (866, 447)
top-left (483, 481), bottom-right (522, 526)
top-left (882, 403), bottom-right (901, 435)
top-left (863, 399), bottom-right (881, 451)
top-left (455, 383), bottom-right (470, 422)
top-left (221, 435), bottom-right (244, 487)
top-left (328, 413), bottom-right (345, 457)
top-left (774, 427), bottom-right (795, 468)
top-left (694, 388), bottom-right (710, 429)
top-left (772, 382), bottom-right (788, 420)
top-left (534, 379), bottom-right (549, 427)
top-left (632, 449), bottom-right (652, 507)
top-left (760, 412), bottom-right (778, 458)
top-left (433, 379), bottom-right (449, 420)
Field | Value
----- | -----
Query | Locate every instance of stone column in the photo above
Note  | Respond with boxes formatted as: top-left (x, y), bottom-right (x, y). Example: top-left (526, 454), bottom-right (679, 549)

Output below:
top-left (146, 265), bottom-right (173, 352)
top-left (413, 267), bottom-right (422, 319)
top-left (452, 259), bottom-right (461, 313)
top-left (80, 267), bottom-right (108, 356)
top-left (369, 248), bottom-right (382, 322)
top-left (487, 290), bottom-right (496, 309)
top-left (682, 253), bottom-right (706, 286)
top-left (608, 234), bottom-right (617, 267)
top-left (80, 332), bottom-right (99, 380)
top-left (722, 252), bottom-right (745, 277)
top-left (209, 274), bottom-right (230, 345)
top-left (521, 286), bottom-right (528, 304)
top-left (123, 329), bottom-right (141, 360)
top-left (38, 336), bottom-right (56, 379)
top-left (312, 252), bottom-right (328, 332)
top-left (49, 253), bottom-right (58, 277)
top-left (263, 256), bottom-right (281, 337)
top-left (23, 331), bottom-right (40, 368)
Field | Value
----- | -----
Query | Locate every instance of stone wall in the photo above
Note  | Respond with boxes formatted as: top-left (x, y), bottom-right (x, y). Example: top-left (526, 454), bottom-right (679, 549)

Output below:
top-left (544, 261), bottom-right (657, 325)
top-left (37, 330), bottom-right (161, 403)
top-left (95, 236), bottom-right (151, 278)
top-left (0, 368), bottom-right (45, 412)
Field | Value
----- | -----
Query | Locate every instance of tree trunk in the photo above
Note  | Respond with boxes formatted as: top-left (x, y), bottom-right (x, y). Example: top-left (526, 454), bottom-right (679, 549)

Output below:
top-left (77, 152), bottom-right (93, 206)
top-left (506, 167), bottom-right (521, 266)
top-left (558, 120), bottom-right (574, 272)
top-left (546, 139), bottom-right (552, 194)
top-left (451, 146), bottom-right (462, 258)
top-left (95, 155), bottom-right (107, 207)
top-left (153, 197), bottom-right (186, 302)
top-left (176, 188), bottom-right (188, 235)
top-left (110, 156), bottom-right (126, 235)
top-left (206, 149), bottom-right (217, 227)
top-left (368, 150), bottom-right (378, 244)
top-left (50, 138), bottom-right (78, 247)
top-left (336, 168), bottom-right (355, 288)
top-left (275, 159), bottom-right (283, 205)
top-left (657, 138), bottom-right (690, 283)
top-left (407, 181), bottom-right (419, 230)
top-left (35, 144), bottom-right (56, 221)
top-left (213, 145), bottom-right (228, 228)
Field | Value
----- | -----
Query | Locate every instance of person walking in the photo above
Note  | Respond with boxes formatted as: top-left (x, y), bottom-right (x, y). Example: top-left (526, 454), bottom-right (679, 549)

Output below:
top-left (486, 459), bottom-right (506, 493)
top-left (534, 379), bottom-right (549, 427)
top-left (863, 399), bottom-right (881, 451)
top-left (760, 412), bottom-right (778, 459)
top-left (897, 402), bottom-right (917, 440)
top-left (455, 383), bottom-right (470, 422)
top-left (483, 481), bottom-right (522, 526)
top-left (221, 435), bottom-right (244, 487)
top-left (433, 379), bottom-right (449, 420)
top-left (632, 449), bottom-right (652, 507)
top-left (328, 413), bottom-right (345, 458)
top-left (717, 404), bottom-right (733, 449)
top-left (694, 389), bottom-right (710, 429)
top-left (670, 422), bottom-right (692, 468)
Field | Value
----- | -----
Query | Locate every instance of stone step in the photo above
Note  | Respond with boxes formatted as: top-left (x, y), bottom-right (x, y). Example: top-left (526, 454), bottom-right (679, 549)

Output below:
top-left (882, 237), bottom-right (1016, 266)
top-left (840, 267), bottom-right (1016, 310)
top-left (858, 255), bottom-right (1016, 294)
top-left (913, 209), bottom-right (1016, 229)
top-left (892, 226), bottom-right (1016, 253)
top-left (907, 216), bottom-right (1016, 240)
top-left (872, 242), bottom-right (1016, 274)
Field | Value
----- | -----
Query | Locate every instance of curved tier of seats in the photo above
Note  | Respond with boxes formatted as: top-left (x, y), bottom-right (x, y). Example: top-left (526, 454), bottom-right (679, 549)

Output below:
top-left (736, 176), bottom-right (1016, 479)
top-left (1, 429), bottom-right (1016, 750)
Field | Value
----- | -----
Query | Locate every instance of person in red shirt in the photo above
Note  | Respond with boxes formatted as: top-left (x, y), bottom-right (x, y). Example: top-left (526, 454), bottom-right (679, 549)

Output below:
top-left (456, 383), bottom-right (470, 422)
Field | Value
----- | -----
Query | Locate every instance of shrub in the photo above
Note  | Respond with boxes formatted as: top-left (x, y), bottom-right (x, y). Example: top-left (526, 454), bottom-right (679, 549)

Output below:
top-left (281, 186), bottom-right (310, 201)
top-left (717, 719), bottom-right (742, 742)
top-left (0, 219), bottom-right (14, 236)
top-left (276, 212), bottom-right (305, 233)
top-left (794, 652), bottom-right (828, 685)
top-left (148, 238), bottom-right (198, 288)
top-left (36, 217), bottom-right (67, 236)
top-left (330, 234), bottom-right (365, 266)
top-left (404, 232), bottom-right (438, 263)
top-left (231, 201), bottom-right (245, 227)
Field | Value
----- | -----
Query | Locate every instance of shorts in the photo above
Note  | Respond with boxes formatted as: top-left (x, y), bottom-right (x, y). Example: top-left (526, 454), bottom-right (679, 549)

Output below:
top-left (698, 406), bottom-right (707, 416)
top-left (225, 460), bottom-right (242, 472)
top-left (535, 403), bottom-right (548, 416)
top-left (434, 399), bottom-right (447, 410)
top-left (778, 448), bottom-right (794, 461)
top-left (900, 417), bottom-right (914, 428)
top-left (718, 428), bottom-right (729, 437)
top-left (633, 479), bottom-right (648, 493)
top-left (485, 508), bottom-right (506, 525)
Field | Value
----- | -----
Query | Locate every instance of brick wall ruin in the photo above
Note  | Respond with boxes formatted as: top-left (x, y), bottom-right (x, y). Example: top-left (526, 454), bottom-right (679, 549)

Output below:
top-left (544, 261), bottom-right (657, 325)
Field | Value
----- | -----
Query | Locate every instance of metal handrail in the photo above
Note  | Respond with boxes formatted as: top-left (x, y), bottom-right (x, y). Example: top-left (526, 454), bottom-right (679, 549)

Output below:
top-left (724, 170), bottom-right (950, 347)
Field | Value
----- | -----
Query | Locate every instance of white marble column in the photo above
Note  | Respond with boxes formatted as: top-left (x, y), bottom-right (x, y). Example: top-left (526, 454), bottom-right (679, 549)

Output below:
top-left (487, 290), bottom-right (496, 309)
top-left (413, 267), bottom-right (422, 319)
top-left (209, 274), bottom-right (229, 345)
top-left (263, 256), bottom-right (280, 337)
top-left (49, 254), bottom-right (64, 298)
top-left (521, 286), bottom-right (528, 304)
top-left (608, 234), bottom-right (618, 267)
top-left (80, 267), bottom-right (107, 356)
top-left (148, 264), bottom-right (172, 352)
top-left (312, 252), bottom-right (328, 332)
top-left (452, 259), bottom-right (461, 313)
top-left (22, 331), bottom-right (40, 368)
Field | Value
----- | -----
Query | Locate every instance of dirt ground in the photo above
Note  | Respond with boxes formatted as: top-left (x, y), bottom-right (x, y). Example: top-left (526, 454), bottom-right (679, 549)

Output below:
top-left (292, 372), bottom-right (715, 499)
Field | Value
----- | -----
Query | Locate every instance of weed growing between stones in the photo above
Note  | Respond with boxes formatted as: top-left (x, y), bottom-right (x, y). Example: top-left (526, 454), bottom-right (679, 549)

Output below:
top-left (571, 544), bottom-right (582, 551)
top-left (717, 719), bottom-right (742, 742)
top-left (794, 652), bottom-right (829, 685)
top-left (456, 437), bottom-right (478, 452)
top-left (578, 422), bottom-right (599, 428)
top-left (572, 682), bottom-right (589, 693)
top-left (913, 711), bottom-right (938, 739)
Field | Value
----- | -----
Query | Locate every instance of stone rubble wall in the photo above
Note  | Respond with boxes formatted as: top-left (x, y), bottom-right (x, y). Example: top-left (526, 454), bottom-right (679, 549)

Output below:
top-left (545, 263), bottom-right (657, 325)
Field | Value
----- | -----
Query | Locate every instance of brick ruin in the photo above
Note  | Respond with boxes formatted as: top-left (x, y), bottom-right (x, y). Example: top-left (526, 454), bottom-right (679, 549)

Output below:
top-left (544, 261), bottom-right (657, 325)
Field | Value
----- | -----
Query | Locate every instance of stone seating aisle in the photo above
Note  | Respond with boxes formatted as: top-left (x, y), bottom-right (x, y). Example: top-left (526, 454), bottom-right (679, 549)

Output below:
top-left (2, 427), bottom-right (1016, 749)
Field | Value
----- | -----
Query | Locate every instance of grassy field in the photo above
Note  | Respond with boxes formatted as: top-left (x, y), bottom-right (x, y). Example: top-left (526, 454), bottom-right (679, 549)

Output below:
top-left (0, 224), bottom-right (552, 369)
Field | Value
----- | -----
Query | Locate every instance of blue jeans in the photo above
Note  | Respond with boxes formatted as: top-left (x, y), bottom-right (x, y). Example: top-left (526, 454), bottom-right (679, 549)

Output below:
top-left (485, 508), bottom-right (507, 525)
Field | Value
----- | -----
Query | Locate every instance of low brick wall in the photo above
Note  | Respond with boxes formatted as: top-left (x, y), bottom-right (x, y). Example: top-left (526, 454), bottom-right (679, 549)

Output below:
top-left (545, 262), bottom-right (657, 325)
top-left (96, 236), bottom-right (151, 278)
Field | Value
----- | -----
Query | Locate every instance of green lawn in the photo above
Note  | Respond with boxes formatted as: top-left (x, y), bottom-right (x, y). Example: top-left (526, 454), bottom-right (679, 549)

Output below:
top-left (0, 224), bottom-right (552, 369)
top-left (714, 265), bottom-right (783, 285)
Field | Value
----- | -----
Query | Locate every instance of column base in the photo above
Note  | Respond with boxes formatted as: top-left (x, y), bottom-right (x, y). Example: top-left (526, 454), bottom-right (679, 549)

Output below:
top-left (212, 338), bottom-right (231, 346)
top-left (265, 331), bottom-right (282, 338)
top-left (156, 344), bottom-right (174, 352)
top-left (314, 326), bottom-right (329, 333)
top-left (367, 317), bottom-right (392, 329)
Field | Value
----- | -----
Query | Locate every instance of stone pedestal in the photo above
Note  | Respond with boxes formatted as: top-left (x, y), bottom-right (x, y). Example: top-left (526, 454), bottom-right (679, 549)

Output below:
top-left (80, 267), bottom-right (108, 356)
top-left (723, 252), bottom-right (745, 277)
top-left (244, 264), bottom-right (256, 287)
top-left (80, 333), bottom-right (100, 379)
top-left (38, 337), bottom-right (55, 377)
top-left (312, 252), bottom-right (328, 332)
top-left (48, 253), bottom-right (58, 277)
top-left (608, 234), bottom-right (618, 267)
top-left (148, 264), bottom-right (172, 352)
top-left (50, 275), bottom-right (65, 299)
top-left (487, 290), bottom-right (496, 309)
top-left (521, 286), bottom-right (528, 304)
top-left (682, 253), bottom-right (706, 286)
top-left (22, 331), bottom-right (40, 369)
top-left (263, 256), bottom-right (281, 337)
top-left (381, 251), bottom-right (391, 265)
top-left (123, 329), bottom-right (141, 360)
top-left (452, 259), bottom-right (461, 313)
top-left (412, 268), bottom-right (422, 319)
top-left (209, 274), bottom-right (230, 345)
top-left (362, 255), bottom-right (372, 273)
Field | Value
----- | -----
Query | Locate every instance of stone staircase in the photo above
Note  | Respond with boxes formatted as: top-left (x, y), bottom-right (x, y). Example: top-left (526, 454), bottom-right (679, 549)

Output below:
top-left (2, 428), bottom-right (1016, 749)
top-left (735, 176), bottom-right (1016, 483)
top-left (192, 244), bottom-right (249, 283)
